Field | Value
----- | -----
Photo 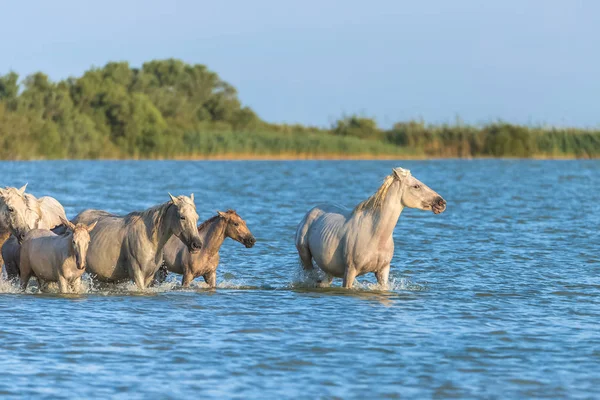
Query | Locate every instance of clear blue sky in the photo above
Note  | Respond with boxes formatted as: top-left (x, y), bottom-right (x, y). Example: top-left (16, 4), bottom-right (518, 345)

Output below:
top-left (0, 0), bottom-right (597, 128)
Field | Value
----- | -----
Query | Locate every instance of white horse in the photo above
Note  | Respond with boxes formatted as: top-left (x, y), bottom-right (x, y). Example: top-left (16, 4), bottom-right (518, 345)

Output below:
top-left (0, 184), bottom-right (67, 241)
top-left (295, 167), bottom-right (446, 289)
top-left (72, 194), bottom-right (202, 290)
top-left (0, 184), bottom-right (67, 280)
top-left (19, 218), bottom-right (97, 293)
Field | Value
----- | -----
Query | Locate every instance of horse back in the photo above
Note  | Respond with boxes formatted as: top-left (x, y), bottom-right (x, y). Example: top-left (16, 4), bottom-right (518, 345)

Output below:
top-left (38, 196), bottom-right (68, 229)
top-left (73, 209), bottom-right (116, 225)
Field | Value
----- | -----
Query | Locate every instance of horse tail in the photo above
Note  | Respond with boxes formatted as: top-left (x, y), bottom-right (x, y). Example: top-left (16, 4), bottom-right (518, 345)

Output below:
top-left (295, 208), bottom-right (316, 271)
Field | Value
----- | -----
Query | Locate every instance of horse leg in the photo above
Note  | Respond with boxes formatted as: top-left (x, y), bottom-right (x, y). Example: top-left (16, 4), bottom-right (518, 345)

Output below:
top-left (20, 274), bottom-right (32, 292)
top-left (130, 263), bottom-right (147, 290)
top-left (342, 266), bottom-right (357, 289)
top-left (58, 276), bottom-right (69, 294)
top-left (375, 265), bottom-right (390, 289)
top-left (37, 279), bottom-right (50, 293)
top-left (181, 272), bottom-right (194, 288)
top-left (144, 272), bottom-right (157, 289)
top-left (295, 219), bottom-right (315, 271)
top-left (5, 261), bottom-right (19, 282)
top-left (297, 244), bottom-right (314, 271)
top-left (71, 277), bottom-right (82, 294)
top-left (19, 259), bottom-right (32, 292)
top-left (0, 231), bottom-right (10, 277)
top-left (316, 274), bottom-right (333, 288)
top-left (203, 271), bottom-right (217, 288)
top-left (153, 263), bottom-right (168, 284)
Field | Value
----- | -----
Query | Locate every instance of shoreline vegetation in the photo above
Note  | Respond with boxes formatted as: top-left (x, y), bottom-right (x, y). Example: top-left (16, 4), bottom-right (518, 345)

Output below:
top-left (1, 59), bottom-right (599, 160)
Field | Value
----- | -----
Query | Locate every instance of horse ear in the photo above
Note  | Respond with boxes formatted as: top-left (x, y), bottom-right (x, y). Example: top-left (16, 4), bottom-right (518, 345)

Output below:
top-left (393, 168), bottom-right (410, 181)
top-left (217, 211), bottom-right (227, 218)
top-left (87, 220), bottom-right (98, 232)
top-left (18, 183), bottom-right (28, 195)
top-left (60, 216), bottom-right (76, 231)
top-left (190, 193), bottom-right (194, 202)
top-left (168, 193), bottom-right (179, 205)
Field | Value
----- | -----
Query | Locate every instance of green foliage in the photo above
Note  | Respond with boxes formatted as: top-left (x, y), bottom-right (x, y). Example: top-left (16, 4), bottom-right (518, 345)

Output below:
top-left (0, 59), bottom-right (598, 159)
top-left (0, 72), bottom-right (19, 109)
top-left (332, 115), bottom-right (381, 140)
top-left (180, 130), bottom-right (406, 157)
top-left (385, 121), bottom-right (600, 158)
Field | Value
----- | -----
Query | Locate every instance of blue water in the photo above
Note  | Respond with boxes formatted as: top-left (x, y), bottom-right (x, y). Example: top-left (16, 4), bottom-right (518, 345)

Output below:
top-left (0, 160), bottom-right (599, 399)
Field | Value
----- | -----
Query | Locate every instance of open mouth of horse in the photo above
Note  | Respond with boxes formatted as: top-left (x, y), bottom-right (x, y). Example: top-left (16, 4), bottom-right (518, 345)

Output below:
top-left (432, 206), bottom-right (445, 214)
top-left (431, 197), bottom-right (446, 214)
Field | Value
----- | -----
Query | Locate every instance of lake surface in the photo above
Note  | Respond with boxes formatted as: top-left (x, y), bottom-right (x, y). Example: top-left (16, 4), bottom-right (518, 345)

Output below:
top-left (0, 160), bottom-right (599, 399)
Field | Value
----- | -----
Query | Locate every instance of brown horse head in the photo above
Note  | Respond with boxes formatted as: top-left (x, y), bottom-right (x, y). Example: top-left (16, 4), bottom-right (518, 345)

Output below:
top-left (216, 210), bottom-right (256, 248)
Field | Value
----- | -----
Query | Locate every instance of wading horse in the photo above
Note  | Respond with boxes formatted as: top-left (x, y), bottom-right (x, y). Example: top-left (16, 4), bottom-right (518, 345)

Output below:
top-left (158, 210), bottom-right (256, 287)
top-left (295, 167), bottom-right (446, 289)
top-left (19, 218), bottom-right (97, 293)
top-left (0, 184), bottom-right (68, 280)
top-left (73, 194), bottom-right (202, 290)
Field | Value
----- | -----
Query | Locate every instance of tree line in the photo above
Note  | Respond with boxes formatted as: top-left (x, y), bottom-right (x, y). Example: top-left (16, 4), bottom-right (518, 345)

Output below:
top-left (0, 59), bottom-right (598, 159)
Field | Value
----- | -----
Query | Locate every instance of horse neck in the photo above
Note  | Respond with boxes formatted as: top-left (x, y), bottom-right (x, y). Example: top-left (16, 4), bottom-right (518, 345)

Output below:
top-left (57, 232), bottom-right (74, 262)
top-left (198, 217), bottom-right (227, 257)
top-left (140, 202), bottom-right (174, 252)
top-left (24, 194), bottom-right (42, 228)
top-left (365, 181), bottom-right (404, 243)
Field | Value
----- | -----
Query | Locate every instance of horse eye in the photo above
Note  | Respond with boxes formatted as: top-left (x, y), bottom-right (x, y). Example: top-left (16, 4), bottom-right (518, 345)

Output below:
top-left (413, 185), bottom-right (421, 189)
top-left (7, 207), bottom-right (14, 213)
top-left (234, 222), bottom-right (239, 227)
top-left (180, 216), bottom-right (186, 221)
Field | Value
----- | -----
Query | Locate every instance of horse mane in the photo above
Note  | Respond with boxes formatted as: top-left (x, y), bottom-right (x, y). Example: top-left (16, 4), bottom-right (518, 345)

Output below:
top-left (124, 196), bottom-right (196, 240)
top-left (123, 201), bottom-right (174, 241)
top-left (353, 175), bottom-right (396, 214)
top-left (125, 201), bottom-right (172, 226)
top-left (23, 193), bottom-right (42, 219)
top-left (198, 209), bottom-right (237, 232)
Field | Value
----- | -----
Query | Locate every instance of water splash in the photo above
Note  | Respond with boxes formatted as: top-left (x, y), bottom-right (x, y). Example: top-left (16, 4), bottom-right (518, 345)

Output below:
top-left (290, 263), bottom-right (427, 292)
top-left (358, 277), bottom-right (428, 292)
top-left (0, 269), bottom-right (426, 295)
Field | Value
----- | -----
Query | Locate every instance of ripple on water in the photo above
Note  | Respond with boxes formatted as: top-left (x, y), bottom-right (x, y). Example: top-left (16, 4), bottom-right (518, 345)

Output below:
top-left (0, 160), bottom-right (599, 399)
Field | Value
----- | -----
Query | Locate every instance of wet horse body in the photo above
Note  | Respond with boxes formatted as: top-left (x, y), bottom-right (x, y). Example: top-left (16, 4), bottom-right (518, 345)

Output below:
top-left (73, 194), bottom-right (202, 290)
top-left (295, 168), bottom-right (446, 288)
top-left (0, 185), bottom-right (67, 280)
top-left (0, 222), bottom-right (9, 273)
top-left (161, 210), bottom-right (255, 287)
top-left (19, 219), bottom-right (97, 293)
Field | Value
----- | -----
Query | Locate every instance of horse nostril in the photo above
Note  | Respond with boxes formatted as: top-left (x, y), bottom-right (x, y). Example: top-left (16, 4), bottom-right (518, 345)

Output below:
top-left (438, 198), bottom-right (446, 206)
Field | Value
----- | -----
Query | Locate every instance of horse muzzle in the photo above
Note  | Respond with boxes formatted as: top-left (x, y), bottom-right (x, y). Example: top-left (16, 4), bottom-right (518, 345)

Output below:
top-left (75, 256), bottom-right (86, 270)
top-left (432, 197), bottom-right (446, 214)
top-left (243, 236), bottom-right (256, 248)
top-left (16, 231), bottom-right (26, 244)
top-left (188, 238), bottom-right (202, 254)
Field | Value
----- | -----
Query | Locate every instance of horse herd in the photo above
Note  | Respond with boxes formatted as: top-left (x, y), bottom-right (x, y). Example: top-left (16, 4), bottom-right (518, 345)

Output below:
top-left (0, 167), bottom-right (446, 293)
